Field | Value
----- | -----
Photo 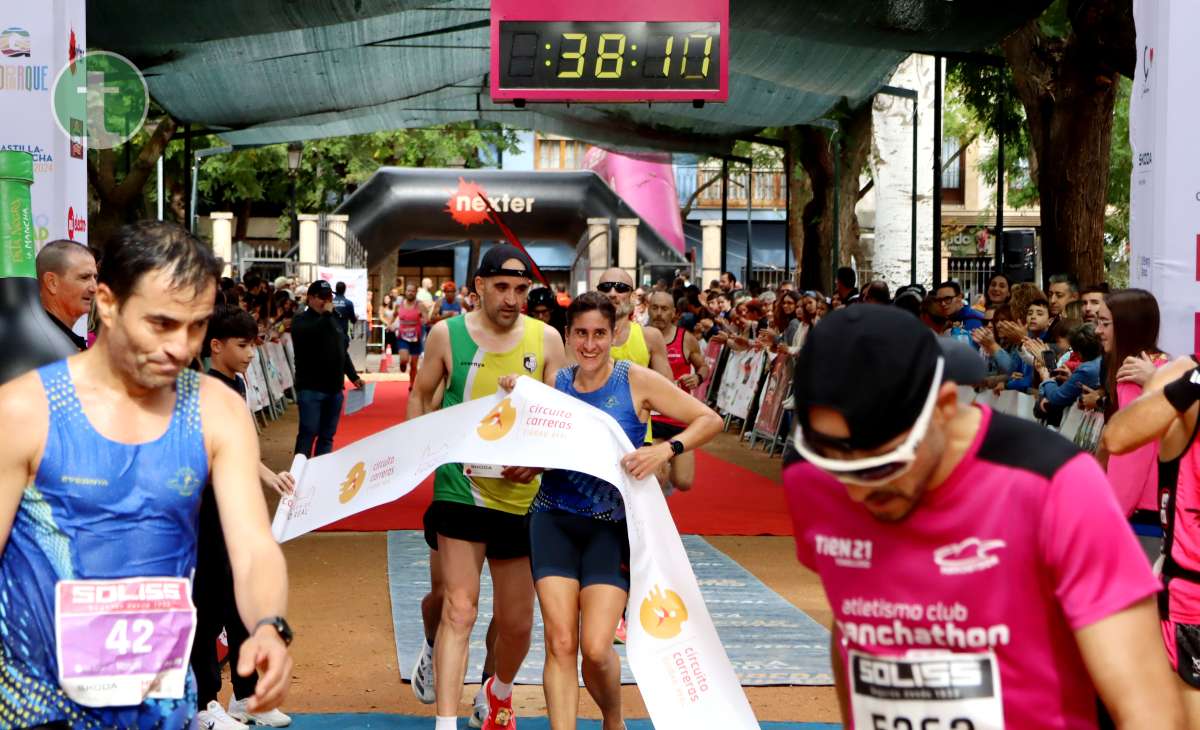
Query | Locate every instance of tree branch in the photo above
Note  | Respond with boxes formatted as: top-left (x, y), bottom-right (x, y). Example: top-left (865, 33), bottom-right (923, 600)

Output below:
top-left (90, 148), bottom-right (117, 198)
top-left (112, 117), bottom-right (178, 206)
top-left (679, 170), bottom-right (725, 220)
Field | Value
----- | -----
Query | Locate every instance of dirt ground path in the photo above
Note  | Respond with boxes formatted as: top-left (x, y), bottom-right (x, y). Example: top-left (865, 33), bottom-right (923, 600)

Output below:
top-left (251, 404), bottom-right (840, 723)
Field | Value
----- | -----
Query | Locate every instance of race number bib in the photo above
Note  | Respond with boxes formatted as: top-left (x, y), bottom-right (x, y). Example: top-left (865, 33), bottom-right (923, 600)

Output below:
top-left (464, 463), bottom-right (507, 479)
top-left (849, 650), bottom-right (1004, 730)
top-left (55, 577), bottom-right (196, 707)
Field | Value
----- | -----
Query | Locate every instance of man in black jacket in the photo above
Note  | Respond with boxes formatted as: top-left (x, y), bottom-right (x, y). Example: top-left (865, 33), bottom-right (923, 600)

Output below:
top-left (292, 280), bottom-right (364, 457)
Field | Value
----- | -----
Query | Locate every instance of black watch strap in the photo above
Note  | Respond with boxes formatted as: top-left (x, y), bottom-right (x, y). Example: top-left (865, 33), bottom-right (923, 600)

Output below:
top-left (254, 616), bottom-right (294, 645)
top-left (669, 439), bottom-right (685, 456)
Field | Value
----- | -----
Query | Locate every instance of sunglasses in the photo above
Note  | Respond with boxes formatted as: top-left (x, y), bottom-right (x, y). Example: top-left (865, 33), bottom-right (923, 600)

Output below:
top-left (793, 358), bottom-right (944, 486)
top-left (597, 282), bottom-right (633, 294)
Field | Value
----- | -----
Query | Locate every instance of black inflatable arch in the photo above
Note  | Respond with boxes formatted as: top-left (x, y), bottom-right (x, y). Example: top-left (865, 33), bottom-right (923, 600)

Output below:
top-left (335, 168), bottom-right (686, 270)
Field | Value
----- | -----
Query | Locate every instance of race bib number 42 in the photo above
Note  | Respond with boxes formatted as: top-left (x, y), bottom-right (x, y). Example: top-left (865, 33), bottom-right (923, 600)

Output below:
top-left (54, 577), bottom-right (197, 707)
top-left (849, 651), bottom-right (1003, 730)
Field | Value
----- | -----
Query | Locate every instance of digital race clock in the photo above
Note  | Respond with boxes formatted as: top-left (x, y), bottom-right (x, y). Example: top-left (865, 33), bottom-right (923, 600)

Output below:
top-left (489, 0), bottom-right (729, 104)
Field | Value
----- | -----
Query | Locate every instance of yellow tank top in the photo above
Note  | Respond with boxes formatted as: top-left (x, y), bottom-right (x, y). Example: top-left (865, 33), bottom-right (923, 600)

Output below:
top-left (610, 321), bottom-right (650, 367)
top-left (610, 321), bottom-right (653, 442)
top-left (434, 314), bottom-right (547, 514)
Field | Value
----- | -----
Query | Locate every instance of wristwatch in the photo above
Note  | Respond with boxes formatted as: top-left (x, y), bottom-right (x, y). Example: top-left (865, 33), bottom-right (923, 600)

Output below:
top-left (668, 439), bottom-right (685, 457)
top-left (254, 616), bottom-right (294, 646)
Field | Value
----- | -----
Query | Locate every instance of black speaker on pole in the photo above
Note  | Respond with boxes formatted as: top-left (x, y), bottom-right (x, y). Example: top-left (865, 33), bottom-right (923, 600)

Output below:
top-left (1000, 229), bottom-right (1036, 283)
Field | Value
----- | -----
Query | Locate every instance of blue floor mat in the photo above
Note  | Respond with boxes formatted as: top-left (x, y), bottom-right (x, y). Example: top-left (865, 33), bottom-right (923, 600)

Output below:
top-left (386, 531), bottom-right (831, 687)
top-left (290, 715), bottom-right (840, 729)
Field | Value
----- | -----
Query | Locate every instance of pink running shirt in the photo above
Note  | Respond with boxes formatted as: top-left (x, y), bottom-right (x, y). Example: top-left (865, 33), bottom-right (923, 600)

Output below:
top-left (1160, 419), bottom-right (1200, 625)
top-left (1107, 367), bottom-right (1165, 514)
top-left (784, 406), bottom-right (1159, 729)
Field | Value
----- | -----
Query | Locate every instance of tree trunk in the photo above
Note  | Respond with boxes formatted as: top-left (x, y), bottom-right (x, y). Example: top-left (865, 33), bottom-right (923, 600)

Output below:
top-left (785, 127), bottom-right (812, 287)
top-left (87, 117), bottom-right (178, 249)
top-left (1002, 14), bottom-right (1121, 287)
top-left (797, 126), bottom-right (834, 293)
top-left (837, 103), bottom-right (874, 280)
top-left (869, 54), bottom-right (937, 289)
top-left (790, 103), bottom-right (873, 294)
top-left (235, 199), bottom-right (251, 242)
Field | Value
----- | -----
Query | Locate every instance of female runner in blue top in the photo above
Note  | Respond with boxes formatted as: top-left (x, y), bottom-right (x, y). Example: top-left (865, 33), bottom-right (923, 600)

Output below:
top-left (502, 292), bottom-right (721, 730)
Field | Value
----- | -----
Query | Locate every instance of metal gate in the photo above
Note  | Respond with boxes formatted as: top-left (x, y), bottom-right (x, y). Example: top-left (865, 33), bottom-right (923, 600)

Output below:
top-left (236, 213), bottom-right (368, 282)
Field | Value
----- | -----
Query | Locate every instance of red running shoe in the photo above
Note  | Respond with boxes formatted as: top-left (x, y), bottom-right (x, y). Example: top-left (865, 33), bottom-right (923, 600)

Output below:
top-left (614, 616), bottom-right (627, 645)
top-left (482, 677), bottom-right (516, 730)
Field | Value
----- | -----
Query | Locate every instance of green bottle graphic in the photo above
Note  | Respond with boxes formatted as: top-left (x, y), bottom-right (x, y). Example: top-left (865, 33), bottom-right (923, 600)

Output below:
top-left (0, 150), bottom-right (78, 384)
top-left (0, 150), bottom-right (37, 278)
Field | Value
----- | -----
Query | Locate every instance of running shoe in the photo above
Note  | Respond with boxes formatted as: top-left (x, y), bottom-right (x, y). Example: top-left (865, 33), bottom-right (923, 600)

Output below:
top-left (481, 676), bottom-right (516, 730)
top-left (614, 616), bottom-right (627, 645)
top-left (468, 685), bottom-right (489, 728)
top-left (228, 697), bottom-right (292, 727)
top-left (411, 640), bottom-right (436, 704)
top-left (197, 700), bottom-right (248, 730)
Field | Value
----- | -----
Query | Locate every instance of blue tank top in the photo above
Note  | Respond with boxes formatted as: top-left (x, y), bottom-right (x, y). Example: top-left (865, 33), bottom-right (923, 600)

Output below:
top-left (0, 360), bottom-right (208, 729)
top-left (532, 360), bottom-right (646, 521)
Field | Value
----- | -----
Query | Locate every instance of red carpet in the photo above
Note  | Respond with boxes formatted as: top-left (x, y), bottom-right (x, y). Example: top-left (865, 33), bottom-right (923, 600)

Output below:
top-left (317, 382), bottom-right (791, 536)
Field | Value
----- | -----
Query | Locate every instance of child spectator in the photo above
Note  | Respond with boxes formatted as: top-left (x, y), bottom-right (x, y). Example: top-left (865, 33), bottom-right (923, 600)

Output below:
top-left (1025, 296), bottom-right (1052, 341)
top-left (191, 306), bottom-right (294, 730)
top-left (1035, 322), bottom-right (1103, 422)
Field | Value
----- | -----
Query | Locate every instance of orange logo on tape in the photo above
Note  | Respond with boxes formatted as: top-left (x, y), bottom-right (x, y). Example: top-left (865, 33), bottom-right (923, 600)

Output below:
top-left (477, 398), bottom-right (517, 441)
top-left (339, 462), bottom-right (366, 504)
top-left (639, 585), bottom-right (689, 639)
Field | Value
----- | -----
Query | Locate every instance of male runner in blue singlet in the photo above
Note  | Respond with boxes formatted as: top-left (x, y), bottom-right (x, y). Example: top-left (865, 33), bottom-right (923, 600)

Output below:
top-left (0, 222), bottom-right (293, 729)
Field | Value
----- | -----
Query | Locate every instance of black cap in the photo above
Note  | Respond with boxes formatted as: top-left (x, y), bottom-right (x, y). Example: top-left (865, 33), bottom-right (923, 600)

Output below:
top-left (476, 244), bottom-right (533, 278)
top-left (307, 280), bottom-right (334, 298)
top-left (527, 287), bottom-right (556, 309)
top-left (793, 305), bottom-right (986, 450)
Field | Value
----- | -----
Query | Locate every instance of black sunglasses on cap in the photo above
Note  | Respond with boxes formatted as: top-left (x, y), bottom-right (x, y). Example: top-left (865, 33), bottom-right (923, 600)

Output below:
top-left (597, 282), bottom-right (633, 294)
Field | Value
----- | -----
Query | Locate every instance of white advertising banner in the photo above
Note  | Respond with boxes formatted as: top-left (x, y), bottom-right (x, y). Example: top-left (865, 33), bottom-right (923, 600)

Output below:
top-left (0, 1), bottom-right (88, 247)
top-left (1130, 0), bottom-right (1200, 357)
top-left (272, 377), bottom-right (761, 730)
top-left (316, 266), bottom-right (368, 320)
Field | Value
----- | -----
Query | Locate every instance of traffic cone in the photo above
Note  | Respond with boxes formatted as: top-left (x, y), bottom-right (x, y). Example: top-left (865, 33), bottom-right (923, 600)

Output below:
top-left (380, 344), bottom-right (392, 373)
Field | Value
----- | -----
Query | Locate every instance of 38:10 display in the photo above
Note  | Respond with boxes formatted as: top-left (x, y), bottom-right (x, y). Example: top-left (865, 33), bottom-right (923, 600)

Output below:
top-left (554, 33), bottom-right (714, 80)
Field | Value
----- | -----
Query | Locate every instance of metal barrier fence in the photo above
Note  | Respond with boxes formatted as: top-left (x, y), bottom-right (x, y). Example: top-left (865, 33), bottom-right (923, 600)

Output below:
top-left (237, 213), bottom-right (368, 283)
top-left (699, 339), bottom-right (1105, 460)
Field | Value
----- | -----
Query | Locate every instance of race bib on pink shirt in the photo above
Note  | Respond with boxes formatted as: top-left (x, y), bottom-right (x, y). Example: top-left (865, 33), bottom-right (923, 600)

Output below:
top-left (849, 650), bottom-right (1003, 730)
top-left (54, 577), bottom-right (196, 707)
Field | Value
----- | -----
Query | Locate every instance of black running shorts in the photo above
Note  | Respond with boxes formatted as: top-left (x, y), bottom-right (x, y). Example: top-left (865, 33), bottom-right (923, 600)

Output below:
top-left (422, 500), bottom-right (530, 560)
top-left (529, 510), bottom-right (630, 592)
top-left (649, 417), bottom-right (686, 440)
top-left (1171, 620), bottom-right (1200, 689)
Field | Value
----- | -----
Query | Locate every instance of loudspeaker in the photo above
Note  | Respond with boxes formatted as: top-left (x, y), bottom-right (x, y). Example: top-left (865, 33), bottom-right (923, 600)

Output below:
top-left (1000, 229), bottom-right (1036, 283)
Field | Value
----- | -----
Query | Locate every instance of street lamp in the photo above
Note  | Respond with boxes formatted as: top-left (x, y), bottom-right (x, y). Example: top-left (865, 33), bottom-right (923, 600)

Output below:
top-left (287, 142), bottom-right (303, 248)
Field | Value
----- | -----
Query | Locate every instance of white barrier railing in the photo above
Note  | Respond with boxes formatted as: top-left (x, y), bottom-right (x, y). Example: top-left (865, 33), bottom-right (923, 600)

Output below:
top-left (700, 342), bottom-right (1107, 458)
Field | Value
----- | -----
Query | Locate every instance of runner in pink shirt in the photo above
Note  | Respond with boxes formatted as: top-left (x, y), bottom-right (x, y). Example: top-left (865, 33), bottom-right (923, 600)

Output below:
top-left (785, 306), bottom-right (1181, 730)
top-left (1105, 354), bottom-right (1200, 723)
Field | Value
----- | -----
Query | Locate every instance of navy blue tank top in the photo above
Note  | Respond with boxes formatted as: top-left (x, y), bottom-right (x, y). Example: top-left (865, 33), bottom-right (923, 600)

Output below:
top-left (0, 360), bottom-right (208, 728)
top-left (532, 360), bottom-right (647, 521)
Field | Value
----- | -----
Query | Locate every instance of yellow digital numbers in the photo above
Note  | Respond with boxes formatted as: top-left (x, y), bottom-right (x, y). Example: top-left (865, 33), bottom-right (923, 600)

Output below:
top-left (558, 32), bottom-right (587, 79)
top-left (595, 33), bottom-right (626, 78)
top-left (553, 29), bottom-right (714, 82)
top-left (681, 34), bottom-right (713, 80)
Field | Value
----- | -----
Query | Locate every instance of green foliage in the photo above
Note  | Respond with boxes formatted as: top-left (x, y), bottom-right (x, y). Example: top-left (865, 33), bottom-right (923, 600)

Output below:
top-left (945, 59), bottom-right (1036, 208)
top-left (1104, 76), bottom-right (1132, 287)
top-left (198, 124), bottom-right (521, 219)
top-left (1037, 0), bottom-right (1071, 39)
top-left (94, 118), bottom-right (521, 230)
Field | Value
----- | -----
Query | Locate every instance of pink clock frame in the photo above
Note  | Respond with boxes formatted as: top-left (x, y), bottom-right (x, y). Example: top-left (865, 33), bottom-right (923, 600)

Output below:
top-left (489, 0), bottom-right (730, 103)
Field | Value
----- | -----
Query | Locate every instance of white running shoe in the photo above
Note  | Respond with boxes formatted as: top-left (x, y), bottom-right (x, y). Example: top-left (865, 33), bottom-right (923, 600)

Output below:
top-left (197, 700), bottom-right (249, 730)
top-left (468, 685), bottom-right (489, 728)
top-left (411, 639), bottom-right (436, 704)
top-left (227, 696), bottom-right (292, 727)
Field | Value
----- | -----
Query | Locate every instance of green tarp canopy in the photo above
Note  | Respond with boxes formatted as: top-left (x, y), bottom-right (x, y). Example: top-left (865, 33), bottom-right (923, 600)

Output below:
top-left (89, 0), bottom-right (1049, 152)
